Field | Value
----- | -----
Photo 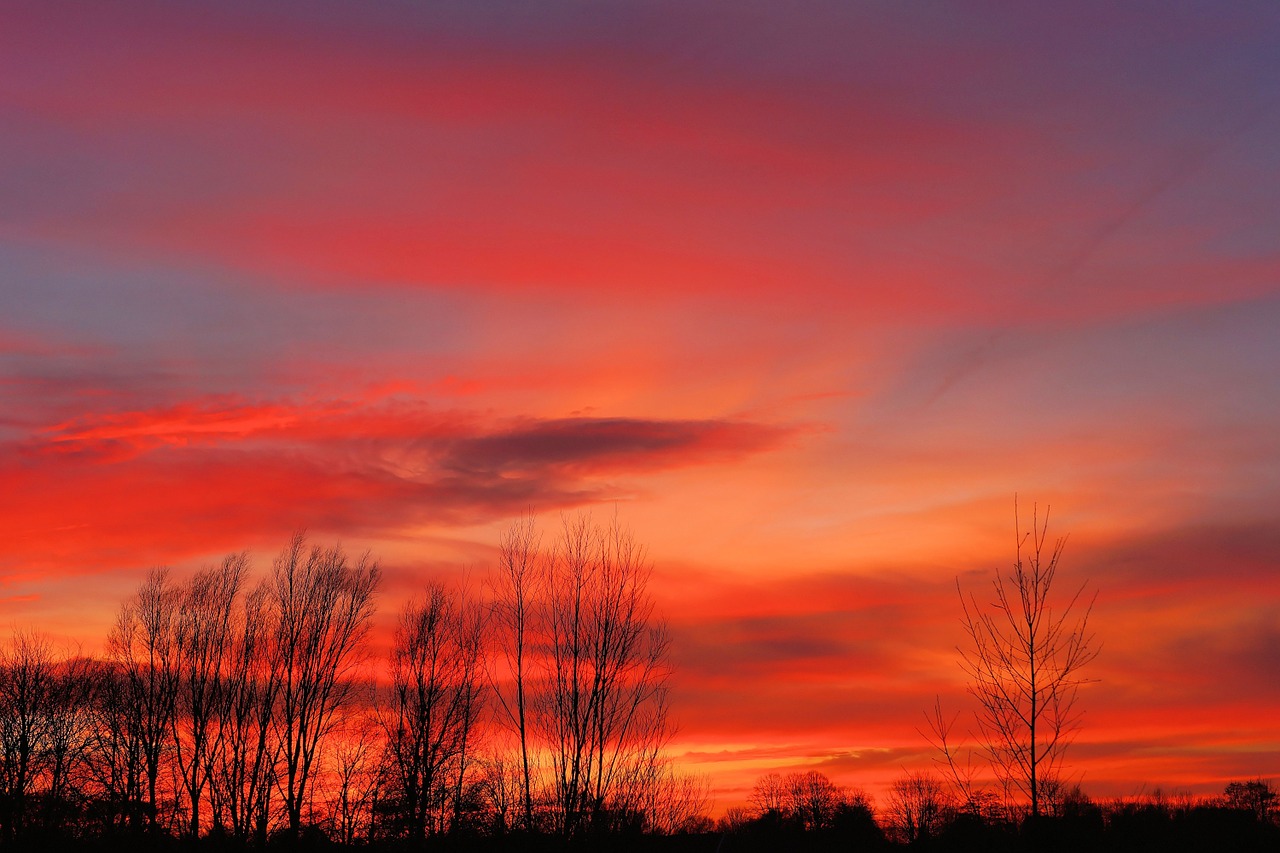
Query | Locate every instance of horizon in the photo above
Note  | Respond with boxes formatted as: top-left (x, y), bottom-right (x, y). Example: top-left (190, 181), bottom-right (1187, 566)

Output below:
top-left (2, 0), bottom-right (1278, 816)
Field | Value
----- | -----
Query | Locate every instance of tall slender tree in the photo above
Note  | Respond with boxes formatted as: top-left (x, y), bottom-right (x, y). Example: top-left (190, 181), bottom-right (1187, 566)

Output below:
top-left (209, 579), bottom-right (280, 843)
top-left (107, 567), bottom-right (180, 833)
top-left (489, 516), bottom-right (540, 832)
top-left (172, 553), bottom-right (245, 837)
top-left (957, 501), bottom-right (1098, 818)
top-left (271, 534), bottom-right (380, 837)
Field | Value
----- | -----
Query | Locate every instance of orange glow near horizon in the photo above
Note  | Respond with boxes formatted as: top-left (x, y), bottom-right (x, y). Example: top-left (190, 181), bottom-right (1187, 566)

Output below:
top-left (2, 0), bottom-right (1279, 817)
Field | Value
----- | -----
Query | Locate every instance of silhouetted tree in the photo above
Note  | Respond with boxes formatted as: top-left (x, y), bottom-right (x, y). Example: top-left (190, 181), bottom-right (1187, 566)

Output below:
top-left (474, 747), bottom-right (526, 834)
top-left (1225, 778), bottom-right (1278, 823)
top-left (0, 631), bottom-right (57, 840)
top-left (885, 771), bottom-right (954, 844)
top-left (83, 660), bottom-right (135, 833)
top-left (41, 651), bottom-right (94, 833)
top-left (172, 553), bottom-right (245, 837)
top-left (783, 770), bottom-right (852, 831)
top-left (107, 567), bottom-right (180, 833)
top-left (270, 533), bottom-right (380, 837)
top-left (716, 805), bottom-right (754, 834)
top-left (536, 514), bottom-right (672, 837)
top-left (489, 515), bottom-right (540, 832)
top-left (957, 501), bottom-right (1098, 818)
top-left (636, 766), bottom-right (711, 834)
top-left (208, 579), bottom-right (279, 843)
top-left (447, 590), bottom-right (488, 834)
top-left (741, 770), bottom-right (881, 849)
top-left (327, 709), bottom-right (382, 845)
top-left (383, 583), bottom-right (487, 839)
top-left (749, 771), bottom-right (787, 817)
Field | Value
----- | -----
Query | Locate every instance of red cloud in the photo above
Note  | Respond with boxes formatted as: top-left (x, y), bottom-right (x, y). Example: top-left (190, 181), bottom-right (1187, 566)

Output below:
top-left (2, 393), bottom-right (795, 574)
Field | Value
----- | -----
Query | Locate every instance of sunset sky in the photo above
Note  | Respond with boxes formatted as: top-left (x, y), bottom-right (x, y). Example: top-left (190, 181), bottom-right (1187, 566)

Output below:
top-left (2, 1), bottom-right (1278, 809)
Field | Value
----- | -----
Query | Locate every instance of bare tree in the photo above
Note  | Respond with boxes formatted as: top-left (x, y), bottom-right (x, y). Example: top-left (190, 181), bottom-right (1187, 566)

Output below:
top-left (749, 771), bottom-right (787, 816)
top-left (475, 748), bottom-right (526, 834)
top-left (448, 591), bottom-right (488, 834)
top-left (638, 766), bottom-right (712, 834)
top-left (0, 635), bottom-right (96, 837)
top-left (271, 534), bottom-right (380, 837)
top-left (0, 516), bottom-right (693, 842)
top-left (85, 659), bottom-right (146, 833)
top-left (489, 516), bottom-right (540, 832)
top-left (536, 514), bottom-right (672, 837)
top-left (208, 579), bottom-right (280, 844)
top-left (383, 583), bottom-right (487, 839)
top-left (42, 651), bottom-right (95, 832)
top-left (716, 806), bottom-right (754, 834)
top-left (172, 553), bottom-right (246, 837)
top-left (957, 501), bottom-right (1098, 818)
top-left (885, 771), bottom-right (954, 844)
top-left (0, 631), bottom-right (57, 840)
top-left (107, 567), bottom-right (180, 833)
top-left (747, 770), bottom-right (866, 832)
top-left (783, 770), bottom-right (848, 831)
top-left (327, 709), bottom-right (383, 845)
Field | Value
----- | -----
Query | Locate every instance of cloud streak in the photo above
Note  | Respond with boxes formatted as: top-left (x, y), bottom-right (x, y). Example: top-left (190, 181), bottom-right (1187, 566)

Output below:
top-left (1, 393), bottom-right (794, 571)
top-left (440, 417), bottom-right (787, 476)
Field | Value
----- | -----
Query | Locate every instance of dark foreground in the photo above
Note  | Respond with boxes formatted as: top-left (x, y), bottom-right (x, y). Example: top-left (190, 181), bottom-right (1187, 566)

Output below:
top-left (5, 806), bottom-right (1279, 853)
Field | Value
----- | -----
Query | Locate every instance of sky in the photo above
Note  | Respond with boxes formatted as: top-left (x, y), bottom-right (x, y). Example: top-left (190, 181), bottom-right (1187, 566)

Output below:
top-left (2, 0), bottom-right (1279, 810)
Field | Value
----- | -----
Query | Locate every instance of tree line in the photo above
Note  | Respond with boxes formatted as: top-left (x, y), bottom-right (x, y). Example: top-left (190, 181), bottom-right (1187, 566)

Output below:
top-left (0, 505), bottom-right (1275, 852)
top-left (0, 516), bottom-right (704, 847)
top-left (717, 768), bottom-right (1278, 852)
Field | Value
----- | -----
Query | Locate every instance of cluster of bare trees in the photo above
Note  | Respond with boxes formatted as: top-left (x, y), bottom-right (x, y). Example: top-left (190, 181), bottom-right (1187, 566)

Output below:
top-left (0, 632), bottom-right (93, 842)
top-left (714, 770), bottom-right (888, 852)
top-left (728, 767), bottom-right (1278, 850)
top-left (746, 770), bottom-right (872, 832)
top-left (91, 537), bottom-right (380, 843)
top-left (882, 771), bottom-right (955, 844)
top-left (0, 517), bottom-right (696, 845)
top-left (487, 514), bottom-right (695, 837)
